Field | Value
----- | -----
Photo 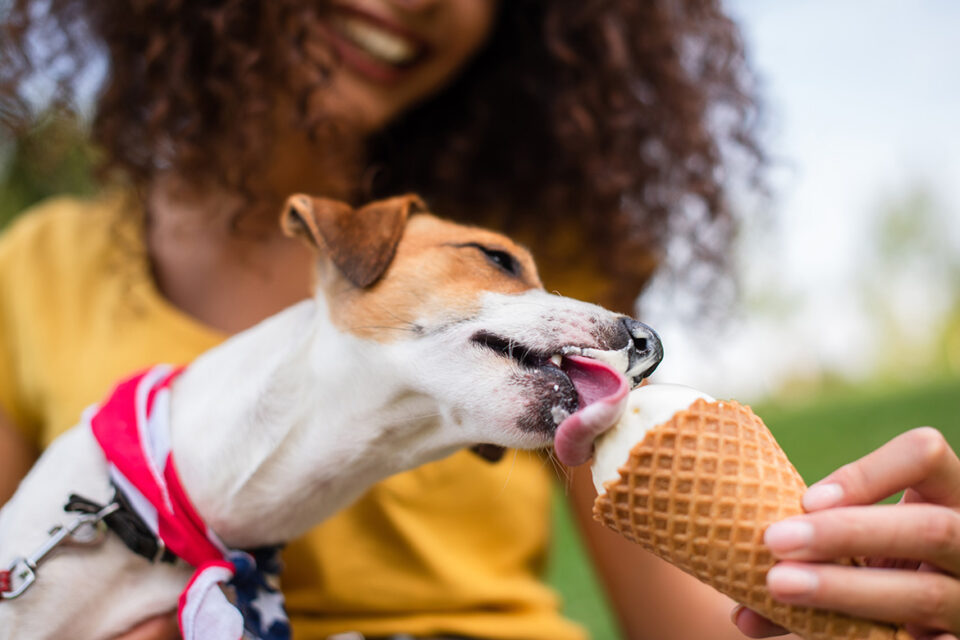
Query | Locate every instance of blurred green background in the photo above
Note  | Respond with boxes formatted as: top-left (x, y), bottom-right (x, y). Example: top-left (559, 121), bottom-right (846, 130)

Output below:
top-left (0, 114), bottom-right (98, 230)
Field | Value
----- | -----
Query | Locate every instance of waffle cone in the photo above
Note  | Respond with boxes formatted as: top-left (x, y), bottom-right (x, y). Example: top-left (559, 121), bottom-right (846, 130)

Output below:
top-left (593, 398), bottom-right (911, 640)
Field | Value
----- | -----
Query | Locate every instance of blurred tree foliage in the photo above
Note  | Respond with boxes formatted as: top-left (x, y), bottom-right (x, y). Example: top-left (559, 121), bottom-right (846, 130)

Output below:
top-left (0, 113), bottom-right (98, 229)
top-left (860, 185), bottom-right (960, 380)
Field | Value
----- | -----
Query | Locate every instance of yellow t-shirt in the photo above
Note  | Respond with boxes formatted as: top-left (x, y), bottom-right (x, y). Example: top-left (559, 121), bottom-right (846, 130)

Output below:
top-left (0, 193), bottom-right (587, 640)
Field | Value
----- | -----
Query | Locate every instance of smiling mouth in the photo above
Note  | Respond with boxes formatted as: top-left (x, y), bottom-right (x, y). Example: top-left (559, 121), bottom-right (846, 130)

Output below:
top-left (471, 330), bottom-right (631, 465)
top-left (328, 8), bottom-right (427, 70)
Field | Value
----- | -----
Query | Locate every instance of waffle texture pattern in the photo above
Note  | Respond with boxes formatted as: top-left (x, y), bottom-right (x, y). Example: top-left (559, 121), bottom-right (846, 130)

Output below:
top-left (593, 398), bottom-right (911, 640)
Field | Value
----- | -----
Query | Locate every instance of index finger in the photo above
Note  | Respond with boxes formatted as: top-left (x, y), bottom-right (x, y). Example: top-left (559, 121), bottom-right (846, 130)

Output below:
top-left (804, 427), bottom-right (960, 511)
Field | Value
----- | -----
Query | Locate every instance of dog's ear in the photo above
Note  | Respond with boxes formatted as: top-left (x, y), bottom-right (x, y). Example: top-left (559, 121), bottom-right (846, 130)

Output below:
top-left (282, 193), bottom-right (425, 288)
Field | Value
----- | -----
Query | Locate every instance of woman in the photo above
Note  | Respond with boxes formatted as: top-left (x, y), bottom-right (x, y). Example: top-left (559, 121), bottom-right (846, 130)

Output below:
top-left (1, 1), bottom-right (958, 639)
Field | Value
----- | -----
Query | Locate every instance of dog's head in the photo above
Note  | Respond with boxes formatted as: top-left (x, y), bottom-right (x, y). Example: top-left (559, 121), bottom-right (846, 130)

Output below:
top-left (282, 193), bottom-right (663, 467)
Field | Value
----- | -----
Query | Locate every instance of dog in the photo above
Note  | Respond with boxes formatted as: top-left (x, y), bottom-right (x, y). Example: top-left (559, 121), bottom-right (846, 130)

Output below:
top-left (0, 193), bottom-right (662, 639)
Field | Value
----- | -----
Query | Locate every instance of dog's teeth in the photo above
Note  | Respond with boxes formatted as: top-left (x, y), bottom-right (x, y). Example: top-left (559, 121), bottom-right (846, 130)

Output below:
top-left (550, 354), bottom-right (562, 367)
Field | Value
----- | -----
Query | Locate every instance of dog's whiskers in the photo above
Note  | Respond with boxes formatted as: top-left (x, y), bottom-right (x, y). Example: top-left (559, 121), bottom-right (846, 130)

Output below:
top-left (542, 448), bottom-right (572, 490)
top-left (498, 449), bottom-right (520, 495)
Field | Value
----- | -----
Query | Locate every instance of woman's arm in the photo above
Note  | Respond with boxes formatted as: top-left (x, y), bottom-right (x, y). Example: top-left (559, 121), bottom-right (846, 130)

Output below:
top-left (0, 405), bottom-right (37, 506)
top-left (568, 465), bottom-right (800, 639)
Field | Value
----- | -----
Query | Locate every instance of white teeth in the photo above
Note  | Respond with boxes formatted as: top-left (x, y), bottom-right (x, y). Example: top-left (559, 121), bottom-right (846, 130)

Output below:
top-left (581, 347), bottom-right (629, 375)
top-left (335, 16), bottom-right (418, 65)
top-left (550, 354), bottom-right (563, 367)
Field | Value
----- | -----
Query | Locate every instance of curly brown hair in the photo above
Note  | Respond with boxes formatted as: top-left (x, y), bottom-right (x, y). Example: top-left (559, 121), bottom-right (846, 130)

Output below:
top-left (0, 0), bottom-right (764, 311)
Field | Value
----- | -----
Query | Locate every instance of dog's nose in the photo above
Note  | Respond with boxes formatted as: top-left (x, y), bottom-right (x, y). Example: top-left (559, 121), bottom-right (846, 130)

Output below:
top-left (621, 318), bottom-right (663, 383)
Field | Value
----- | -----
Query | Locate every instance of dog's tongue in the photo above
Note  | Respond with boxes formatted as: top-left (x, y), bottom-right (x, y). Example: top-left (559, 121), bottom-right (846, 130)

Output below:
top-left (554, 355), bottom-right (629, 467)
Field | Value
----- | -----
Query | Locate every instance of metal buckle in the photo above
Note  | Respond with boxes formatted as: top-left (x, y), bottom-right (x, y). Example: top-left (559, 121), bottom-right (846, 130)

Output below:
top-left (152, 535), bottom-right (167, 564)
top-left (1, 502), bottom-right (117, 600)
top-left (1, 559), bottom-right (36, 599)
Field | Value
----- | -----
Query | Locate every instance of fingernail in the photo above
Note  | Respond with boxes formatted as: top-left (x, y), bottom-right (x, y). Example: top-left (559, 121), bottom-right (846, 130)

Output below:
top-left (803, 483), bottom-right (843, 511)
top-left (730, 604), bottom-right (744, 626)
top-left (767, 565), bottom-right (818, 596)
top-left (764, 520), bottom-right (814, 552)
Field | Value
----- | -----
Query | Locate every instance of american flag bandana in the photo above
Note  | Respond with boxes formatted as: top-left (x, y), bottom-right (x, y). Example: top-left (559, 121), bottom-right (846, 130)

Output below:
top-left (87, 365), bottom-right (291, 640)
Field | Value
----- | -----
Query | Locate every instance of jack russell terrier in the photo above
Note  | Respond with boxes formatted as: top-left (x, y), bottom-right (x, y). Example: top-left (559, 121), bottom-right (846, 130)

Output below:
top-left (0, 194), bottom-right (662, 639)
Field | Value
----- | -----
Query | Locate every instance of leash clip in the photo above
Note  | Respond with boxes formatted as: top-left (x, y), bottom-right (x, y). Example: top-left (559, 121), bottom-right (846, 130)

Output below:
top-left (1, 502), bottom-right (118, 600)
top-left (0, 558), bottom-right (35, 600)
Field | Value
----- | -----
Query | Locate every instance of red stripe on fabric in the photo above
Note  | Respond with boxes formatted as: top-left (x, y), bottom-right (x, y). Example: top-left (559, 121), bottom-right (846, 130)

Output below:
top-left (165, 457), bottom-right (213, 545)
top-left (180, 560), bottom-right (234, 593)
top-left (177, 560), bottom-right (236, 634)
top-left (92, 365), bottom-right (222, 568)
top-left (90, 370), bottom-right (166, 509)
top-left (145, 367), bottom-right (185, 415)
top-left (159, 454), bottom-right (223, 567)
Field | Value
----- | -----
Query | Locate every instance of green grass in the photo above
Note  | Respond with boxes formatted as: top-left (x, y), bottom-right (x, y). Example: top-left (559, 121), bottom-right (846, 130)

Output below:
top-left (756, 377), bottom-right (960, 486)
top-left (546, 376), bottom-right (960, 639)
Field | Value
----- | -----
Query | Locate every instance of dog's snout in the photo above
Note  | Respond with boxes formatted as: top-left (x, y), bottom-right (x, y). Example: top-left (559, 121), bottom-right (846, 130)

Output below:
top-left (621, 318), bottom-right (663, 383)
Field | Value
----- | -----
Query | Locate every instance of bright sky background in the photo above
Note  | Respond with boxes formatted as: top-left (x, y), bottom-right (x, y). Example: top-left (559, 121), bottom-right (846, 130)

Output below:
top-left (642, 0), bottom-right (960, 400)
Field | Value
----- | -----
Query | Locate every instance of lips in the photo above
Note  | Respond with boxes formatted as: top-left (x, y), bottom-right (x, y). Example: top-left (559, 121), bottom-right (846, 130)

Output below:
top-left (332, 12), bottom-right (421, 66)
top-left (553, 355), bottom-right (629, 467)
top-left (321, 6), bottom-right (429, 83)
top-left (470, 332), bottom-right (630, 466)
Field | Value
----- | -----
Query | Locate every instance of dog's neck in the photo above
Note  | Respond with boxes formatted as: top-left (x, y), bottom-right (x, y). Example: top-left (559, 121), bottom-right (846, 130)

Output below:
top-left (168, 298), bottom-right (462, 549)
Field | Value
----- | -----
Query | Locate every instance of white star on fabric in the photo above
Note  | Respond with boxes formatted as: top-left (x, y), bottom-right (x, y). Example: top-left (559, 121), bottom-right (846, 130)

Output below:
top-left (250, 589), bottom-right (286, 630)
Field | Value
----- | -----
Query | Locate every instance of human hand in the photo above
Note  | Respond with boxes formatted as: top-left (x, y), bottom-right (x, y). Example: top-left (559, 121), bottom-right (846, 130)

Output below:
top-left (733, 427), bottom-right (960, 639)
top-left (112, 613), bottom-right (179, 640)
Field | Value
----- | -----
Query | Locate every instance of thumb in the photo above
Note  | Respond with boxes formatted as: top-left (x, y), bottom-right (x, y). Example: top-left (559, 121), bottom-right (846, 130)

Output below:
top-left (732, 605), bottom-right (791, 637)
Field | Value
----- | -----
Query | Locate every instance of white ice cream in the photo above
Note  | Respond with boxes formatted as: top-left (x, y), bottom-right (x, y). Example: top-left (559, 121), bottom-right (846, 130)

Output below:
top-left (591, 384), bottom-right (715, 494)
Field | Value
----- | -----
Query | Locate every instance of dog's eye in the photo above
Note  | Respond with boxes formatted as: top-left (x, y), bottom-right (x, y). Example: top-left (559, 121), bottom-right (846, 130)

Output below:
top-left (477, 245), bottom-right (519, 276)
top-left (450, 242), bottom-right (522, 277)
